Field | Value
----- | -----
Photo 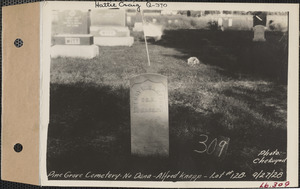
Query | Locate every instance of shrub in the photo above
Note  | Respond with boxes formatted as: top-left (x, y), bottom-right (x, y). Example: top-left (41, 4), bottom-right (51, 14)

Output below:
top-left (207, 21), bottom-right (219, 31)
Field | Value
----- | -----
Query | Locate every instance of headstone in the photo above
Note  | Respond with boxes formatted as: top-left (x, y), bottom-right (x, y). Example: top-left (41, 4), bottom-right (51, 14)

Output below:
top-left (90, 9), bottom-right (134, 46)
top-left (143, 23), bottom-right (163, 41)
top-left (218, 18), bottom-right (223, 26)
top-left (253, 25), bottom-right (266, 42)
top-left (168, 20), bottom-right (172, 24)
top-left (56, 10), bottom-right (90, 34)
top-left (51, 10), bottom-right (99, 59)
top-left (133, 12), bottom-right (143, 32)
top-left (133, 22), bottom-right (143, 32)
top-left (187, 10), bottom-right (191, 17)
top-left (91, 9), bottom-right (126, 26)
top-left (152, 18), bottom-right (157, 23)
top-left (130, 73), bottom-right (169, 157)
top-left (127, 16), bottom-right (131, 24)
top-left (228, 18), bottom-right (233, 27)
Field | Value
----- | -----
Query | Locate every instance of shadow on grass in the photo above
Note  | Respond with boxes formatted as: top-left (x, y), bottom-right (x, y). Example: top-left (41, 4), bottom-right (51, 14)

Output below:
top-left (153, 30), bottom-right (288, 83)
top-left (47, 82), bottom-right (286, 181)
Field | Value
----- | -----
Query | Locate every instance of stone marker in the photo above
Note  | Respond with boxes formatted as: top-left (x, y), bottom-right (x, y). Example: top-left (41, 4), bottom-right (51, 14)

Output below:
top-left (51, 10), bottom-right (99, 59)
top-left (218, 18), bottom-right (223, 26)
top-left (133, 22), bottom-right (143, 32)
top-left (143, 23), bottom-right (163, 41)
top-left (228, 18), bottom-right (233, 27)
top-left (133, 12), bottom-right (143, 32)
top-left (90, 9), bottom-right (134, 46)
top-left (253, 25), bottom-right (266, 42)
top-left (91, 9), bottom-right (126, 26)
top-left (56, 10), bottom-right (90, 34)
top-left (130, 73), bottom-right (169, 157)
top-left (127, 16), bottom-right (132, 24)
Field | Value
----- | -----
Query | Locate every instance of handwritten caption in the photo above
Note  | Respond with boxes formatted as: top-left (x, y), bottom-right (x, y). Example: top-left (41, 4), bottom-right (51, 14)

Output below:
top-left (260, 181), bottom-right (290, 188)
top-left (194, 134), bottom-right (230, 159)
top-left (94, 1), bottom-right (168, 12)
top-left (253, 149), bottom-right (287, 165)
top-left (48, 169), bottom-right (285, 181)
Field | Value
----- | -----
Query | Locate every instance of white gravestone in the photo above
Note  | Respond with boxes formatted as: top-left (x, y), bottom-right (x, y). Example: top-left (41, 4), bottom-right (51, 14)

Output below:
top-left (127, 16), bottom-right (131, 24)
top-left (130, 73), bottom-right (169, 157)
top-left (253, 25), bottom-right (266, 42)
top-left (228, 18), bottom-right (233, 27)
top-left (133, 22), bottom-right (143, 32)
top-left (218, 18), bottom-right (223, 26)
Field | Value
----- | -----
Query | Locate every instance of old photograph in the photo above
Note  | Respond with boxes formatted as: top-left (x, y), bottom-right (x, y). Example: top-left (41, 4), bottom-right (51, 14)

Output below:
top-left (40, 1), bottom-right (298, 187)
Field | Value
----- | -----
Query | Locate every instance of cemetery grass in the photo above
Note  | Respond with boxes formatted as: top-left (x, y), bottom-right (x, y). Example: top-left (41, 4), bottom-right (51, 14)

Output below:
top-left (48, 30), bottom-right (287, 180)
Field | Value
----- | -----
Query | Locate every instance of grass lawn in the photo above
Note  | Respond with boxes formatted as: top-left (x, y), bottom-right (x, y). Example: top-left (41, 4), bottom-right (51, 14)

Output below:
top-left (48, 30), bottom-right (287, 181)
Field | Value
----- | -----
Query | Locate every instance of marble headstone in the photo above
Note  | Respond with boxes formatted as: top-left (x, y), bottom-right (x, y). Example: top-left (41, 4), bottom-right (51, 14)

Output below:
top-left (90, 9), bottom-right (134, 46)
top-left (130, 73), bottom-right (169, 157)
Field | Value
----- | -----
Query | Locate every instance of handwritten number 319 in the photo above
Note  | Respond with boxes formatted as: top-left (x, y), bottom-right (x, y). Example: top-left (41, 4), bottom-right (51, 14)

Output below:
top-left (194, 134), bottom-right (228, 157)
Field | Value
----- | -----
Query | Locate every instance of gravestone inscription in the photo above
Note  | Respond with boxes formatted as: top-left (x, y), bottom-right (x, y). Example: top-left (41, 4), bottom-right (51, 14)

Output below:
top-left (56, 10), bottom-right (90, 34)
top-left (130, 74), bottom-right (169, 157)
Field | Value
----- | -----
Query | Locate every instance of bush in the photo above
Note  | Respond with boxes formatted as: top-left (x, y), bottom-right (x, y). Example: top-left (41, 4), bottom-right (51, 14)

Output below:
top-left (207, 21), bottom-right (219, 31)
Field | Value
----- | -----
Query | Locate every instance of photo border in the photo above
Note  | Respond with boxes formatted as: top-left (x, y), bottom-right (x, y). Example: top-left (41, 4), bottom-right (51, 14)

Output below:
top-left (40, 1), bottom-right (299, 187)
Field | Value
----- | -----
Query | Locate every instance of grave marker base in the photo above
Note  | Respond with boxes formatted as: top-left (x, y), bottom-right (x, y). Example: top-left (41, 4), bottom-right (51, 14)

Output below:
top-left (51, 45), bottom-right (99, 59)
top-left (94, 36), bottom-right (134, 46)
top-left (53, 34), bottom-right (94, 45)
top-left (90, 26), bottom-right (130, 37)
